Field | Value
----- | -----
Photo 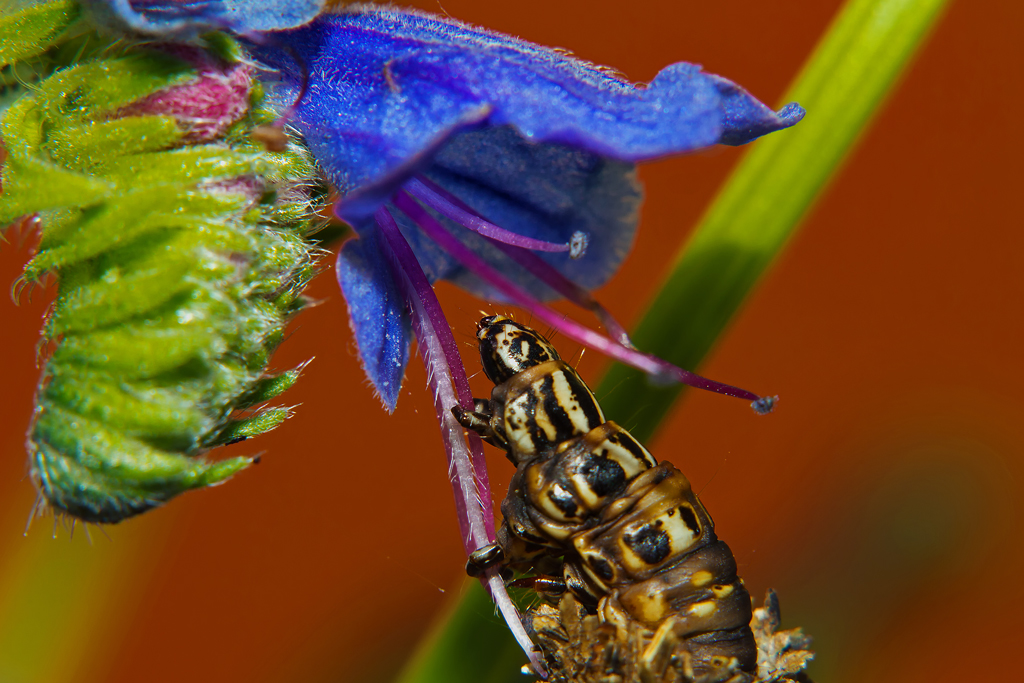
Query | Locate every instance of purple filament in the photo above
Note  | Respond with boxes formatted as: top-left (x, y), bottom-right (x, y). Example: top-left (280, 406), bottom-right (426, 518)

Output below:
top-left (374, 207), bottom-right (546, 675)
top-left (393, 192), bottom-right (773, 410)
top-left (406, 176), bottom-right (584, 256)
top-left (411, 174), bottom-right (634, 348)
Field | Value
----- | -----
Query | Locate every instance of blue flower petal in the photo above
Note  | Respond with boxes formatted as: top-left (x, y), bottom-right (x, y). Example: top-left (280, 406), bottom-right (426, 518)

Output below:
top-left (336, 229), bottom-right (412, 410)
top-left (345, 126), bottom-right (639, 302)
top-left (244, 5), bottom-right (805, 402)
top-left (83, 0), bottom-right (324, 37)
top-left (708, 75), bottom-right (807, 146)
top-left (248, 6), bottom-right (803, 223)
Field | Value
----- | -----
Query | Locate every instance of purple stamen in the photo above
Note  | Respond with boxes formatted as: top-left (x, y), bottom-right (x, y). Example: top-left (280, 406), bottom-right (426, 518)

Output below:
top-left (407, 176), bottom-right (587, 258)
top-left (751, 395), bottom-right (778, 415)
top-left (493, 241), bottom-right (633, 348)
top-left (392, 193), bottom-right (775, 412)
top-left (408, 176), bottom-right (635, 348)
top-left (374, 207), bottom-right (546, 676)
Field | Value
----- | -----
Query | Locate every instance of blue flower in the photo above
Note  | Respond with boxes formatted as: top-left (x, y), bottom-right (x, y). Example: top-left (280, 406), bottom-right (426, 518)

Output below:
top-left (247, 5), bottom-right (803, 410)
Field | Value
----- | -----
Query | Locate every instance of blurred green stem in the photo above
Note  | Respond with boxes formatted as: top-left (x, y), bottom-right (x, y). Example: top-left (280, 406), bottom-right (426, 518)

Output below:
top-left (397, 0), bottom-right (951, 680)
top-left (598, 0), bottom-right (952, 441)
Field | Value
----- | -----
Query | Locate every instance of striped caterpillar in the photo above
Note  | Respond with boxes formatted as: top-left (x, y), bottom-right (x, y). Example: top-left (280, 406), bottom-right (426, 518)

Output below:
top-left (455, 315), bottom-right (757, 683)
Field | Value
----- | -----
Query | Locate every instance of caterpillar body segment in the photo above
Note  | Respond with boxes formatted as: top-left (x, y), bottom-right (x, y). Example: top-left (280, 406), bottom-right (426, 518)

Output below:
top-left (457, 317), bottom-right (605, 461)
top-left (458, 315), bottom-right (756, 682)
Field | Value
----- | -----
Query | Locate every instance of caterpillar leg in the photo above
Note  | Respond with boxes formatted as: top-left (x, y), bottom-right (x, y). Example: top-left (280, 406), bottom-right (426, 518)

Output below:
top-left (466, 543), bottom-right (505, 577)
top-left (452, 403), bottom-right (509, 452)
top-left (466, 528), bottom-right (561, 579)
top-left (511, 574), bottom-right (568, 598)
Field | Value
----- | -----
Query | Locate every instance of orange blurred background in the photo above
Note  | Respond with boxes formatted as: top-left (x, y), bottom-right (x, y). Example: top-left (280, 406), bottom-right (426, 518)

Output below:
top-left (2, 1), bottom-right (1021, 682)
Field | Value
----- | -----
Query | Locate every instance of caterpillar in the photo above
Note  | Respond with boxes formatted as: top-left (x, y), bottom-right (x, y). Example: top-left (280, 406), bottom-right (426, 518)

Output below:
top-left (455, 315), bottom-right (757, 683)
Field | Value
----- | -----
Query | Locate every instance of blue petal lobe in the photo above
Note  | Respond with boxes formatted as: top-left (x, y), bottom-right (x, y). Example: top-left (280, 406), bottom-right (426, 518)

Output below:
top-left (247, 6), bottom-right (801, 223)
top-left (84, 0), bottom-right (324, 37)
top-left (708, 74), bottom-right (806, 146)
top-left (336, 229), bottom-right (412, 411)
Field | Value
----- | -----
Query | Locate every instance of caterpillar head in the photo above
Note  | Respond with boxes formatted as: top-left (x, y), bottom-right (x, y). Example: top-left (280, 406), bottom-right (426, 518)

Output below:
top-left (477, 315), bottom-right (561, 385)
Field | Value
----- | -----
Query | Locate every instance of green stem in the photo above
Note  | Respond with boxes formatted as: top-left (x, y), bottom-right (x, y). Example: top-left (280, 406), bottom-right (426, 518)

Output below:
top-left (598, 0), bottom-right (951, 440)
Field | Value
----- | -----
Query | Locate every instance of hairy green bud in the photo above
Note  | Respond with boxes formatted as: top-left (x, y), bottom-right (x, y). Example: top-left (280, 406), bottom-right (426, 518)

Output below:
top-left (1, 1), bottom-right (327, 523)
